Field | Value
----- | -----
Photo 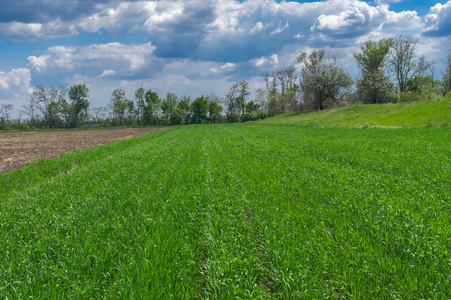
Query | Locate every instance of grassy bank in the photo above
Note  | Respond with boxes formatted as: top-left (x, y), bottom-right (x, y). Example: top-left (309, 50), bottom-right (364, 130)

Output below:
top-left (257, 95), bottom-right (451, 128)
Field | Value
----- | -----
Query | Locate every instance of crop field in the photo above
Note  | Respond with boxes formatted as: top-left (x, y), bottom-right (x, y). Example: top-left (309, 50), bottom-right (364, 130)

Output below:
top-left (1, 123), bottom-right (451, 298)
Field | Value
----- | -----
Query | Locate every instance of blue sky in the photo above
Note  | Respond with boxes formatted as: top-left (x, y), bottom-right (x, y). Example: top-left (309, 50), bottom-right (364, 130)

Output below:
top-left (1, 0), bottom-right (450, 110)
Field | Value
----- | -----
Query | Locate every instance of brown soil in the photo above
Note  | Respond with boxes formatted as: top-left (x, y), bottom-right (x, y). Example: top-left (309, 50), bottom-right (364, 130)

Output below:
top-left (0, 127), bottom-right (169, 172)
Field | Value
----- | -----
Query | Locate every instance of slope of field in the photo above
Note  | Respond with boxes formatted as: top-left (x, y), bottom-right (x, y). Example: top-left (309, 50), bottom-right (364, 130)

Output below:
top-left (1, 124), bottom-right (451, 298)
top-left (257, 95), bottom-right (451, 128)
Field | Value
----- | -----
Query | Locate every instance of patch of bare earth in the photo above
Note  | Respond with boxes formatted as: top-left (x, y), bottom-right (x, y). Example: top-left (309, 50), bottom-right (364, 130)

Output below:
top-left (0, 127), bottom-right (168, 172)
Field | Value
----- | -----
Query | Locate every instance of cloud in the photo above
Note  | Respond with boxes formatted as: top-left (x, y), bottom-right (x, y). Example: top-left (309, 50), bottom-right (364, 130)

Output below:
top-left (311, 0), bottom-right (421, 42)
top-left (0, 68), bottom-right (31, 91)
top-left (251, 54), bottom-right (279, 68)
top-left (375, 0), bottom-right (403, 4)
top-left (27, 42), bottom-right (162, 83)
top-left (0, 20), bottom-right (77, 40)
top-left (0, 68), bottom-right (32, 103)
top-left (422, 1), bottom-right (451, 37)
top-left (208, 63), bottom-right (236, 74)
top-left (0, 0), bottom-right (426, 60)
top-left (0, 0), bottom-right (124, 23)
top-left (2, 0), bottom-right (444, 110)
top-left (99, 69), bottom-right (116, 78)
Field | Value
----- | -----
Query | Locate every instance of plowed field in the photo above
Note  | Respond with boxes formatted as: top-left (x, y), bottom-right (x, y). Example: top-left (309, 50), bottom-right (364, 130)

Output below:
top-left (0, 127), bottom-right (168, 172)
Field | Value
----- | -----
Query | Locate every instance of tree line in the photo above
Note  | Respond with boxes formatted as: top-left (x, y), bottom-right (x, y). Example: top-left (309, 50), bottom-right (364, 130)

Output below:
top-left (2, 35), bottom-right (451, 130)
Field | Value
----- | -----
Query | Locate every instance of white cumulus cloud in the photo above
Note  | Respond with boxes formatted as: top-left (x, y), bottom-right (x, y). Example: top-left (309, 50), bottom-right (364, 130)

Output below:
top-left (27, 42), bottom-right (160, 81)
top-left (0, 68), bottom-right (32, 104)
top-left (423, 1), bottom-right (451, 37)
top-left (0, 68), bottom-right (31, 91)
top-left (311, 0), bottom-right (421, 41)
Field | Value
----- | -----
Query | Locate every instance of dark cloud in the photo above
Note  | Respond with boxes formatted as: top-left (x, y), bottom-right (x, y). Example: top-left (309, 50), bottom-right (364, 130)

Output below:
top-left (0, 0), bottom-right (106, 23)
top-left (1, 0), bottom-right (424, 58)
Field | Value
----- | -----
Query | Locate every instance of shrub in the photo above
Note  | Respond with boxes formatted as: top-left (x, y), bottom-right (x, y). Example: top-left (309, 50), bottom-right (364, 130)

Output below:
top-left (257, 111), bottom-right (268, 120)
top-left (399, 92), bottom-right (422, 103)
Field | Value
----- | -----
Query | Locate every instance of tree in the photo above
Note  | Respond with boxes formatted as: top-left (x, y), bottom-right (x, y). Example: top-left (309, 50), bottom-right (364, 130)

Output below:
top-left (22, 92), bottom-right (40, 126)
top-left (225, 82), bottom-right (240, 122)
top-left (161, 93), bottom-right (178, 124)
top-left (245, 100), bottom-right (259, 113)
top-left (177, 95), bottom-right (191, 124)
top-left (263, 72), bottom-right (281, 115)
top-left (34, 85), bottom-right (67, 128)
top-left (207, 94), bottom-right (223, 123)
top-left (283, 67), bottom-right (299, 111)
top-left (354, 38), bottom-right (397, 104)
top-left (356, 71), bottom-right (398, 104)
top-left (134, 86), bottom-right (146, 124)
top-left (68, 84), bottom-right (90, 127)
top-left (170, 107), bottom-right (184, 125)
top-left (237, 81), bottom-right (250, 116)
top-left (91, 106), bottom-right (109, 125)
top-left (125, 99), bottom-right (136, 124)
top-left (275, 67), bottom-right (298, 112)
top-left (443, 50), bottom-right (451, 94)
top-left (354, 38), bottom-right (398, 104)
top-left (0, 104), bottom-right (13, 124)
top-left (110, 89), bottom-right (129, 126)
top-left (143, 89), bottom-right (161, 125)
top-left (298, 49), bottom-right (354, 110)
top-left (254, 88), bottom-right (268, 112)
top-left (354, 38), bottom-right (393, 73)
top-left (191, 95), bottom-right (209, 124)
top-left (390, 35), bottom-right (429, 93)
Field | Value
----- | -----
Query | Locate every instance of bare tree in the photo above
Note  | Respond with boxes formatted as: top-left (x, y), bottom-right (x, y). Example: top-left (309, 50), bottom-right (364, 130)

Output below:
top-left (22, 97), bottom-right (38, 125)
top-left (390, 36), bottom-right (429, 93)
top-left (33, 85), bottom-right (68, 128)
top-left (428, 62), bottom-right (436, 83)
top-left (0, 104), bottom-right (14, 124)
top-left (262, 72), bottom-right (279, 116)
top-left (284, 67), bottom-right (299, 111)
top-left (443, 50), bottom-right (451, 94)
top-left (254, 88), bottom-right (268, 112)
top-left (22, 92), bottom-right (41, 126)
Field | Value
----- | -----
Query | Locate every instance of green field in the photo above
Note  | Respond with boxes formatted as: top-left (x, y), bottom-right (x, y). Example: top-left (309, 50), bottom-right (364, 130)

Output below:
top-left (1, 122), bottom-right (451, 298)
top-left (257, 95), bottom-right (451, 128)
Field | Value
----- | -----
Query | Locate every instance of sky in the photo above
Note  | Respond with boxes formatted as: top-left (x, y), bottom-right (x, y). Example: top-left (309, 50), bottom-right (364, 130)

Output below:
top-left (0, 0), bottom-right (450, 111)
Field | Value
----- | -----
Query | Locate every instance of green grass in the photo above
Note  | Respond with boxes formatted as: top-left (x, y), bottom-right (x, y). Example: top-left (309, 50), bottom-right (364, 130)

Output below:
top-left (257, 95), bottom-right (451, 128)
top-left (1, 124), bottom-right (451, 298)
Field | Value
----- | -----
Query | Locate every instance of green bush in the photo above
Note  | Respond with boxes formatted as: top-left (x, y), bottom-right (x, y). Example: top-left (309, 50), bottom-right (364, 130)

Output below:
top-left (399, 92), bottom-right (422, 103)
top-left (21, 124), bottom-right (30, 130)
top-left (257, 111), bottom-right (268, 119)
top-left (241, 112), bottom-right (258, 122)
